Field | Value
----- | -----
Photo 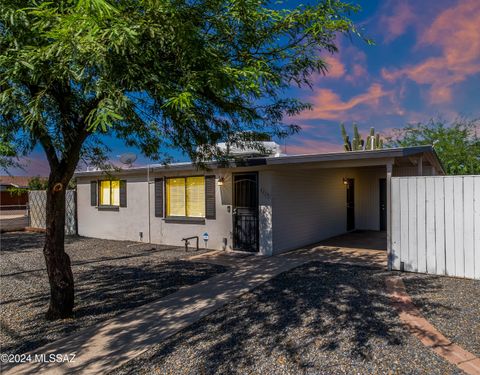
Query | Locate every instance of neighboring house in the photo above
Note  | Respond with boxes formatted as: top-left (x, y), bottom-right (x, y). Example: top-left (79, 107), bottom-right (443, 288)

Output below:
top-left (0, 176), bottom-right (31, 209)
top-left (74, 145), bottom-right (444, 257)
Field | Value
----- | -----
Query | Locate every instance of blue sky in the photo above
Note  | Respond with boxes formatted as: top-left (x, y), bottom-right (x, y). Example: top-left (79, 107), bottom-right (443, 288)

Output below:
top-left (9, 0), bottom-right (480, 175)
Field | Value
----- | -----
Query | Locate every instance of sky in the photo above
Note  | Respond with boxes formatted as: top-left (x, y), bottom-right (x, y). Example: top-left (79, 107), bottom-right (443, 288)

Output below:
top-left (8, 0), bottom-right (480, 176)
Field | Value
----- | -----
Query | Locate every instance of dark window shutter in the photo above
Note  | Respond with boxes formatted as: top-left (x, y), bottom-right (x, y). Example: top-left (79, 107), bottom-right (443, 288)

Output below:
top-left (90, 181), bottom-right (97, 206)
top-left (154, 178), bottom-right (164, 217)
top-left (119, 180), bottom-right (127, 207)
top-left (205, 175), bottom-right (216, 219)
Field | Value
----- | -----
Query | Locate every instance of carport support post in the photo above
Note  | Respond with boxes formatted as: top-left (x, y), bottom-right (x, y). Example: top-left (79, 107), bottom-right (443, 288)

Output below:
top-left (417, 156), bottom-right (423, 176)
top-left (386, 161), bottom-right (393, 270)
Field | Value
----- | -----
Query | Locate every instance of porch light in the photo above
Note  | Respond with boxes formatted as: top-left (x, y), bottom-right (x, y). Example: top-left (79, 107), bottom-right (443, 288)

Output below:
top-left (343, 177), bottom-right (349, 186)
top-left (217, 177), bottom-right (225, 186)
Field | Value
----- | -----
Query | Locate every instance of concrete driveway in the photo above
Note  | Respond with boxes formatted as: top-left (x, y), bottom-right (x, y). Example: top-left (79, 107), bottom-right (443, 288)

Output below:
top-left (293, 230), bottom-right (388, 269)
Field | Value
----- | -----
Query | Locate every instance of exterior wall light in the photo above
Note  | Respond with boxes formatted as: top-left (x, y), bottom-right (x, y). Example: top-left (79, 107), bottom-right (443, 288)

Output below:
top-left (217, 177), bottom-right (225, 186)
top-left (343, 177), bottom-right (349, 186)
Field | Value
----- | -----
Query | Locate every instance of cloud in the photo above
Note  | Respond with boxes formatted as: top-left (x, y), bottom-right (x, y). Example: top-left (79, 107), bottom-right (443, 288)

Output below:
top-left (324, 55), bottom-right (345, 78)
top-left (381, 0), bottom-right (480, 104)
top-left (286, 138), bottom-right (343, 155)
top-left (296, 83), bottom-right (393, 121)
top-left (379, 1), bottom-right (416, 42)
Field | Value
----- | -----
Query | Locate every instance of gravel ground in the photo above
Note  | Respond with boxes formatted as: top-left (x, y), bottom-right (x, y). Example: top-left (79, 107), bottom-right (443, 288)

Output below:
top-left (0, 232), bottom-right (227, 355)
top-left (403, 273), bottom-right (480, 357)
top-left (111, 262), bottom-right (459, 375)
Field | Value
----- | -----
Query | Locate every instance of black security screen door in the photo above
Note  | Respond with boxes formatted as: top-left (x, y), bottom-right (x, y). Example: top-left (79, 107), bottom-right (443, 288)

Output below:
top-left (233, 173), bottom-right (259, 252)
top-left (346, 178), bottom-right (355, 231)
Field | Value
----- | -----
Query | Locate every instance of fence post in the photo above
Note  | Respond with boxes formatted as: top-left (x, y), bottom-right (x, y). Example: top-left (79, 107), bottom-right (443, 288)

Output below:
top-left (74, 189), bottom-right (78, 235)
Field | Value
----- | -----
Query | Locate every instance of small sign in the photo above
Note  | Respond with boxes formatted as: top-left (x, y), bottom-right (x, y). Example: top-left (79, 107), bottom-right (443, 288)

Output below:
top-left (203, 232), bottom-right (209, 241)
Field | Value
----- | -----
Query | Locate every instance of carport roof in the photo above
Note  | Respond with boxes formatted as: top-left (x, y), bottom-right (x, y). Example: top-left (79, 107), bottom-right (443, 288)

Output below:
top-left (74, 145), bottom-right (444, 176)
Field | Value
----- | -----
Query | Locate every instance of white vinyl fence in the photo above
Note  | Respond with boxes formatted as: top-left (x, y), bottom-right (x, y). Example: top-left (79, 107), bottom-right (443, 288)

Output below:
top-left (391, 175), bottom-right (480, 280)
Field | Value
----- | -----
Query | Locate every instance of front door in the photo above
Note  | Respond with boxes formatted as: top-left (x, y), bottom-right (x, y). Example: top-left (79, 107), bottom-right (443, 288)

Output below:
top-left (379, 178), bottom-right (387, 231)
top-left (232, 173), bottom-right (259, 252)
top-left (346, 178), bottom-right (355, 231)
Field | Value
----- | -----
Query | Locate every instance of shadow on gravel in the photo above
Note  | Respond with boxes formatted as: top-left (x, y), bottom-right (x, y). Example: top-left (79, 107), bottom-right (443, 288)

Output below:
top-left (1, 261), bottom-right (227, 355)
top-left (403, 273), bottom-right (480, 357)
top-left (112, 262), bottom-right (457, 375)
top-left (0, 232), bottom-right (46, 252)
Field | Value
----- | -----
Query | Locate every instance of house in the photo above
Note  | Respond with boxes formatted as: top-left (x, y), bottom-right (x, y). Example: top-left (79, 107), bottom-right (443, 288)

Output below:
top-left (0, 176), bottom-right (31, 209)
top-left (74, 145), bottom-right (444, 258)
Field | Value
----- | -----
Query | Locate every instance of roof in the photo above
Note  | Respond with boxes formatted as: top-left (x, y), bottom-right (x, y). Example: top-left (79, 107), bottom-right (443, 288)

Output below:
top-left (0, 176), bottom-right (33, 187)
top-left (74, 146), bottom-right (445, 177)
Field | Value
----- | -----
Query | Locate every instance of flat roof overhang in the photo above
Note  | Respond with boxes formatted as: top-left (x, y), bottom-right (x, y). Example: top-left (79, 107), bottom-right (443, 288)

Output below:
top-left (74, 146), bottom-right (444, 177)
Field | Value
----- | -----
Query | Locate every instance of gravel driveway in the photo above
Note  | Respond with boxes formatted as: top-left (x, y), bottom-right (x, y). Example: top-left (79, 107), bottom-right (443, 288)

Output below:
top-left (0, 232), bottom-right (227, 355)
top-left (111, 262), bottom-right (459, 375)
top-left (403, 274), bottom-right (480, 357)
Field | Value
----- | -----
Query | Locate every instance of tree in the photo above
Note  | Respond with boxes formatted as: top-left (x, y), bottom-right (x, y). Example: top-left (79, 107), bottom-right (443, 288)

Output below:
top-left (28, 176), bottom-right (49, 190)
top-left (386, 118), bottom-right (480, 175)
top-left (1, 0), bottom-right (364, 319)
top-left (0, 139), bottom-right (20, 172)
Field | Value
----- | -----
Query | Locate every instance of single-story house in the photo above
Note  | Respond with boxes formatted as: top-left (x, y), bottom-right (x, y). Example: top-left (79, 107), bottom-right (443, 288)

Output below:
top-left (0, 176), bottom-right (31, 209)
top-left (74, 145), bottom-right (444, 258)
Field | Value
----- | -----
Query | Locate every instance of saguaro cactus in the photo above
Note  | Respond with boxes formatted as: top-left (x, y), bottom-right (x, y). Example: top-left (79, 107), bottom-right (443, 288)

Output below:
top-left (341, 125), bottom-right (383, 152)
top-left (352, 124), bottom-right (365, 150)
top-left (340, 123), bottom-right (352, 151)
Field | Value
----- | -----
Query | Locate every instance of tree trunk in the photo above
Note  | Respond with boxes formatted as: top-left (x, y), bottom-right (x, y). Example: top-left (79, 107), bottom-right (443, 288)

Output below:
top-left (43, 174), bottom-right (74, 320)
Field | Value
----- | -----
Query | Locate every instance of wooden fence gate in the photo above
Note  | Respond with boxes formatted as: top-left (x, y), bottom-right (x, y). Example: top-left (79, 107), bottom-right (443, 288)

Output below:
top-left (390, 175), bottom-right (480, 280)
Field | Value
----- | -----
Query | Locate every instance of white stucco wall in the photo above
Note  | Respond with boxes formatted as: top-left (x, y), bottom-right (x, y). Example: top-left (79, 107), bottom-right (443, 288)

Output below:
top-left (76, 158), bottom-right (440, 256)
top-left (270, 167), bottom-right (354, 254)
top-left (77, 174), bottom-right (150, 242)
top-left (76, 168), bottom-right (274, 254)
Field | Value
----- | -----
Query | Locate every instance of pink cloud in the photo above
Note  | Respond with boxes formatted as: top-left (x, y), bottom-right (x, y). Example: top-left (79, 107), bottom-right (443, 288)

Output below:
top-left (379, 1), bottom-right (417, 42)
top-left (382, 0), bottom-right (480, 104)
top-left (286, 139), bottom-right (343, 155)
top-left (297, 83), bottom-right (394, 121)
top-left (324, 55), bottom-right (345, 78)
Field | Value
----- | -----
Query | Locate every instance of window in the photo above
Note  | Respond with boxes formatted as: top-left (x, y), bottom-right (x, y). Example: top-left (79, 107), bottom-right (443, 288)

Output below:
top-left (99, 180), bottom-right (120, 206)
top-left (166, 177), bottom-right (205, 217)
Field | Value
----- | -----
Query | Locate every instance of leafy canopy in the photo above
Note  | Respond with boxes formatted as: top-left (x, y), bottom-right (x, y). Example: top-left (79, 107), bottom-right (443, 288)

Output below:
top-left (386, 118), bottom-right (480, 175)
top-left (1, 0), bottom-right (364, 174)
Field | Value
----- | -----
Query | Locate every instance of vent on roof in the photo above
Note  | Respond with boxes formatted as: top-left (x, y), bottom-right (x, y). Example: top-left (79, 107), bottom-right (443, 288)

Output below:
top-left (215, 141), bottom-right (284, 157)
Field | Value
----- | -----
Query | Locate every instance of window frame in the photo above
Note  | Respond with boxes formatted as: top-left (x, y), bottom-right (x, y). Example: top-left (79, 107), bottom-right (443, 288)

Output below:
top-left (165, 176), bottom-right (206, 221)
top-left (98, 180), bottom-right (121, 208)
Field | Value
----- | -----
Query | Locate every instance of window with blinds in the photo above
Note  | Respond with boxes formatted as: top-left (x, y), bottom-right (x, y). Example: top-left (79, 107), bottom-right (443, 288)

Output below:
top-left (166, 177), bottom-right (205, 217)
top-left (99, 180), bottom-right (120, 206)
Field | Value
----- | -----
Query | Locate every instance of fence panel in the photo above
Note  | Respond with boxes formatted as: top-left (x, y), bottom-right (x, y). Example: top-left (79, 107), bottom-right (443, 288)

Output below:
top-left (28, 190), bottom-right (77, 235)
top-left (391, 175), bottom-right (480, 280)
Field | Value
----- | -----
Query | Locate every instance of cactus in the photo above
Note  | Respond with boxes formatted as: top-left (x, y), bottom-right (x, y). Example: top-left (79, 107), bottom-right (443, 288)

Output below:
top-left (352, 124), bottom-right (364, 150)
top-left (340, 124), bottom-right (383, 152)
top-left (340, 123), bottom-right (352, 151)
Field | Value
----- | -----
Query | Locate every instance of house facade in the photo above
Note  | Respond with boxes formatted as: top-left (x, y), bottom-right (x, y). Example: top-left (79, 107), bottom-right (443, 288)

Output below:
top-left (74, 146), bottom-right (444, 256)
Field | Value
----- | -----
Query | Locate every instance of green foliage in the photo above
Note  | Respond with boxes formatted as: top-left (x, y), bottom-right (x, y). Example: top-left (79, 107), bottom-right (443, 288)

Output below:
top-left (386, 118), bottom-right (480, 175)
top-left (340, 124), bottom-right (383, 151)
top-left (1, 0), bottom-right (365, 175)
top-left (28, 176), bottom-right (48, 190)
top-left (0, 138), bottom-right (20, 172)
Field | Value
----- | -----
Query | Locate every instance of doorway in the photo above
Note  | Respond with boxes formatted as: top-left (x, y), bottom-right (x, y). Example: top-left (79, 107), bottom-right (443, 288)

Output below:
top-left (346, 178), bottom-right (355, 231)
top-left (232, 173), bottom-right (259, 252)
